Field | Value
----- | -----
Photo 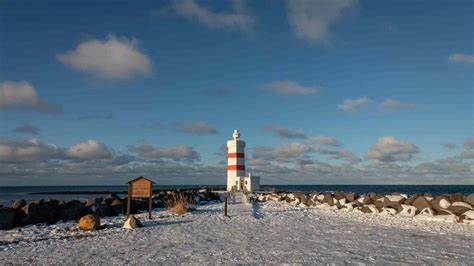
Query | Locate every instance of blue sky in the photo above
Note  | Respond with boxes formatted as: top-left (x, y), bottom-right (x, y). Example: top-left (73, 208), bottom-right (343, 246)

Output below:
top-left (0, 0), bottom-right (473, 185)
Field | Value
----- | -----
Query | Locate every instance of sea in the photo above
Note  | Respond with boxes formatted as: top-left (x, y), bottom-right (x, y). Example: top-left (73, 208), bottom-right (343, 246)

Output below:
top-left (1, 185), bottom-right (474, 206)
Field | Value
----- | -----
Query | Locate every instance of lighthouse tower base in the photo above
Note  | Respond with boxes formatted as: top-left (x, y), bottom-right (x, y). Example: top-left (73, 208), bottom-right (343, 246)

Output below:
top-left (227, 173), bottom-right (260, 192)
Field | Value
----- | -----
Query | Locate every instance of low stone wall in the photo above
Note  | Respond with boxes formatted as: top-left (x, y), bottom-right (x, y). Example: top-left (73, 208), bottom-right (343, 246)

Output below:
top-left (0, 190), bottom-right (220, 230)
top-left (250, 191), bottom-right (474, 223)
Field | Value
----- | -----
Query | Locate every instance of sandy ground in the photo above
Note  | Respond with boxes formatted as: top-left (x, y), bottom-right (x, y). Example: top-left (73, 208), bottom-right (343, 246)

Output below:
top-left (0, 201), bottom-right (473, 264)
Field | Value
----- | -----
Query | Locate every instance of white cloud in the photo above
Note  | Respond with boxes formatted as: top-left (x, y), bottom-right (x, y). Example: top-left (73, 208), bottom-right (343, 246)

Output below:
top-left (162, 0), bottom-right (255, 34)
top-left (448, 53), bottom-right (474, 64)
top-left (178, 121), bottom-right (217, 135)
top-left (0, 139), bottom-right (62, 162)
top-left (366, 136), bottom-right (419, 163)
top-left (263, 80), bottom-right (319, 96)
top-left (338, 97), bottom-right (370, 112)
top-left (309, 135), bottom-right (341, 146)
top-left (0, 81), bottom-right (63, 113)
top-left (66, 140), bottom-right (113, 160)
top-left (128, 143), bottom-right (199, 161)
top-left (263, 126), bottom-right (307, 139)
top-left (286, 0), bottom-right (357, 43)
top-left (57, 34), bottom-right (153, 81)
top-left (464, 137), bottom-right (474, 149)
top-left (378, 99), bottom-right (423, 111)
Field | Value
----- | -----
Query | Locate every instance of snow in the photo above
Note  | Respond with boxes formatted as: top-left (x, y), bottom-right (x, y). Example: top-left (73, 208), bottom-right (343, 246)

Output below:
top-left (1, 201), bottom-right (473, 264)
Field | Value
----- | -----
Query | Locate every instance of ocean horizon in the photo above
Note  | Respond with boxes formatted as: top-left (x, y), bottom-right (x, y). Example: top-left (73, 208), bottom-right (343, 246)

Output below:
top-left (2, 184), bottom-right (473, 206)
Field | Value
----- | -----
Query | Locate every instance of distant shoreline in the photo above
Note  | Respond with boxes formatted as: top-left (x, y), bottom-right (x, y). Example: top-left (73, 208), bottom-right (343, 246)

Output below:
top-left (27, 186), bottom-right (228, 195)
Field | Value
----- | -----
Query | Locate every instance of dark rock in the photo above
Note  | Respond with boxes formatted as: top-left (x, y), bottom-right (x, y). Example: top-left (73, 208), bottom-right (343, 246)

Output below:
top-left (448, 205), bottom-right (471, 215)
top-left (85, 198), bottom-right (102, 208)
top-left (362, 196), bottom-right (373, 205)
top-left (57, 200), bottom-right (89, 221)
top-left (383, 198), bottom-right (402, 213)
top-left (374, 200), bottom-right (384, 209)
top-left (412, 197), bottom-right (431, 211)
top-left (94, 204), bottom-right (111, 217)
top-left (430, 196), bottom-right (451, 211)
top-left (11, 199), bottom-right (27, 210)
top-left (323, 193), bottom-right (334, 206)
top-left (367, 192), bottom-right (383, 201)
top-left (104, 194), bottom-right (122, 204)
top-left (21, 202), bottom-right (57, 225)
top-left (465, 193), bottom-right (474, 206)
top-left (344, 192), bottom-right (359, 202)
top-left (110, 199), bottom-right (125, 216)
top-left (450, 192), bottom-right (464, 203)
top-left (404, 194), bottom-right (421, 206)
top-left (334, 192), bottom-right (345, 201)
top-left (0, 207), bottom-right (15, 230)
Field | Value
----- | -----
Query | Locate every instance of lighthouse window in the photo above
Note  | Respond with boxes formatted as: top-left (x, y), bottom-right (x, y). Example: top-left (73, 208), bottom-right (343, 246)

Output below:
top-left (245, 181), bottom-right (248, 184)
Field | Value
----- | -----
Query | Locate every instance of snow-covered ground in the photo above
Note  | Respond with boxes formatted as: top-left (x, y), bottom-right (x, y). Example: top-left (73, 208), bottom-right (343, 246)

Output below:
top-left (1, 201), bottom-right (473, 264)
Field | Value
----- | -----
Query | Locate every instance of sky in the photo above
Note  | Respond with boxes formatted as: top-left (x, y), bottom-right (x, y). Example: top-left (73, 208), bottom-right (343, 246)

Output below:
top-left (0, 0), bottom-right (473, 186)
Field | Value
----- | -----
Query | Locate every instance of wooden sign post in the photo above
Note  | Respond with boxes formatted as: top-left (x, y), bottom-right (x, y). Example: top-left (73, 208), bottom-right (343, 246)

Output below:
top-left (127, 176), bottom-right (155, 219)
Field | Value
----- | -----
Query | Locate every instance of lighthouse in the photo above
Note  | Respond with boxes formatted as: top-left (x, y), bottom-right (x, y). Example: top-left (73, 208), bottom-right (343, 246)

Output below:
top-left (226, 130), bottom-right (260, 192)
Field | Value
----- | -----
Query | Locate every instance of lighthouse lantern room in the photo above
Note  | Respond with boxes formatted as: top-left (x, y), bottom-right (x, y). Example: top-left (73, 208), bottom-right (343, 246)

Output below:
top-left (226, 130), bottom-right (260, 192)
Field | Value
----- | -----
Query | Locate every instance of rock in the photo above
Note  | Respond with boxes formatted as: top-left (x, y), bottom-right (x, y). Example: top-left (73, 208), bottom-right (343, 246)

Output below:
top-left (0, 207), bottom-right (15, 230)
top-left (316, 194), bottom-right (325, 202)
top-left (462, 210), bottom-right (474, 220)
top-left (412, 197), bottom-right (431, 211)
top-left (448, 205), bottom-right (471, 215)
top-left (11, 199), bottom-right (27, 210)
top-left (404, 194), bottom-right (420, 206)
top-left (104, 194), bottom-right (122, 205)
top-left (374, 200), bottom-right (384, 209)
top-left (334, 192), bottom-right (345, 200)
top-left (323, 193), bottom-right (334, 206)
top-left (110, 199), bottom-right (125, 216)
top-left (367, 192), bottom-right (383, 201)
top-left (57, 200), bottom-right (89, 221)
top-left (360, 205), bottom-right (378, 214)
top-left (362, 196), bottom-right (373, 205)
top-left (430, 196), bottom-right (451, 211)
top-left (419, 207), bottom-right (436, 216)
top-left (79, 214), bottom-right (101, 230)
top-left (383, 197), bottom-right (403, 212)
top-left (398, 204), bottom-right (418, 217)
top-left (21, 202), bottom-right (57, 225)
top-left (465, 193), bottom-right (474, 206)
top-left (451, 201), bottom-right (472, 209)
top-left (338, 198), bottom-right (346, 206)
top-left (344, 192), bottom-right (359, 202)
top-left (95, 203), bottom-right (111, 217)
top-left (449, 192), bottom-right (464, 203)
top-left (85, 198), bottom-right (102, 208)
top-left (342, 203), bottom-right (355, 212)
top-left (123, 215), bottom-right (143, 229)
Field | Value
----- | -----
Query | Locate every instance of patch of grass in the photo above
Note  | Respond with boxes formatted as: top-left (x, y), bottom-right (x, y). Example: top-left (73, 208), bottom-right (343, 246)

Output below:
top-left (166, 194), bottom-right (195, 215)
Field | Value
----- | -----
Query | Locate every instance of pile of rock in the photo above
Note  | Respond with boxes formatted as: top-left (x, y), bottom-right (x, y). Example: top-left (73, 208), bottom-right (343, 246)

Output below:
top-left (0, 191), bottom-right (220, 230)
top-left (251, 191), bottom-right (474, 223)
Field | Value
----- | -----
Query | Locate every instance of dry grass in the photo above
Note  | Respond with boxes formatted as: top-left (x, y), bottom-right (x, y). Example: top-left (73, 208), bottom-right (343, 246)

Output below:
top-left (166, 194), bottom-right (195, 215)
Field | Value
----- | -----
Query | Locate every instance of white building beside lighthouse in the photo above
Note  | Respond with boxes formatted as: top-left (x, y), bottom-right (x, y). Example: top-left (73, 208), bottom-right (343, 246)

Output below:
top-left (226, 130), bottom-right (260, 192)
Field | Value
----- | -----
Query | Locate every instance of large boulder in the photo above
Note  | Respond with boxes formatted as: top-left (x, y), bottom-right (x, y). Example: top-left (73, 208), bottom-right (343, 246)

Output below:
top-left (464, 193), bottom-right (474, 206)
top-left (322, 193), bottom-right (334, 206)
top-left (11, 199), bottom-right (27, 210)
top-left (367, 192), bottom-right (383, 202)
top-left (123, 215), bottom-right (142, 229)
top-left (412, 197), bottom-right (431, 212)
top-left (95, 203), bottom-right (111, 217)
top-left (450, 192), bottom-right (464, 203)
top-left (430, 196), bottom-right (451, 211)
top-left (383, 196), bottom-right (404, 212)
top-left (110, 199), bottom-right (125, 216)
top-left (79, 214), bottom-right (100, 230)
top-left (333, 192), bottom-right (345, 201)
top-left (360, 205), bottom-right (379, 214)
top-left (0, 207), bottom-right (15, 230)
top-left (447, 205), bottom-right (471, 216)
top-left (344, 192), bottom-right (359, 202)
top-left (85, 198), bottom-right (102, 208)
top-left (404, 194), bottom-right (421, 206)
top-left (21, 202), bottom-right (57, 225)
top-left (57, 200), bottom-right (89, 221)
top-left (461, 210), bottom-right (474, 220)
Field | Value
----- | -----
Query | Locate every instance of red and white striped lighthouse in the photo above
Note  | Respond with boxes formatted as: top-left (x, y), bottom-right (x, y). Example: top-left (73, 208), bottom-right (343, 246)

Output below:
top-left (227, 129), bottom-right (246, 191)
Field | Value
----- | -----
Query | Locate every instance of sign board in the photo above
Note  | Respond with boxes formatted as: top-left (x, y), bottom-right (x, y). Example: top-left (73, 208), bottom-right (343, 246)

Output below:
top-left (127, 176), bottom-right (155, 219)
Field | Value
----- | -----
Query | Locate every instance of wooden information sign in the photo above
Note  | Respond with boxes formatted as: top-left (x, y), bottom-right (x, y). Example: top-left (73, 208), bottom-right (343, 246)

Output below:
top-left (127, 176), bottom-right (155, 219)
